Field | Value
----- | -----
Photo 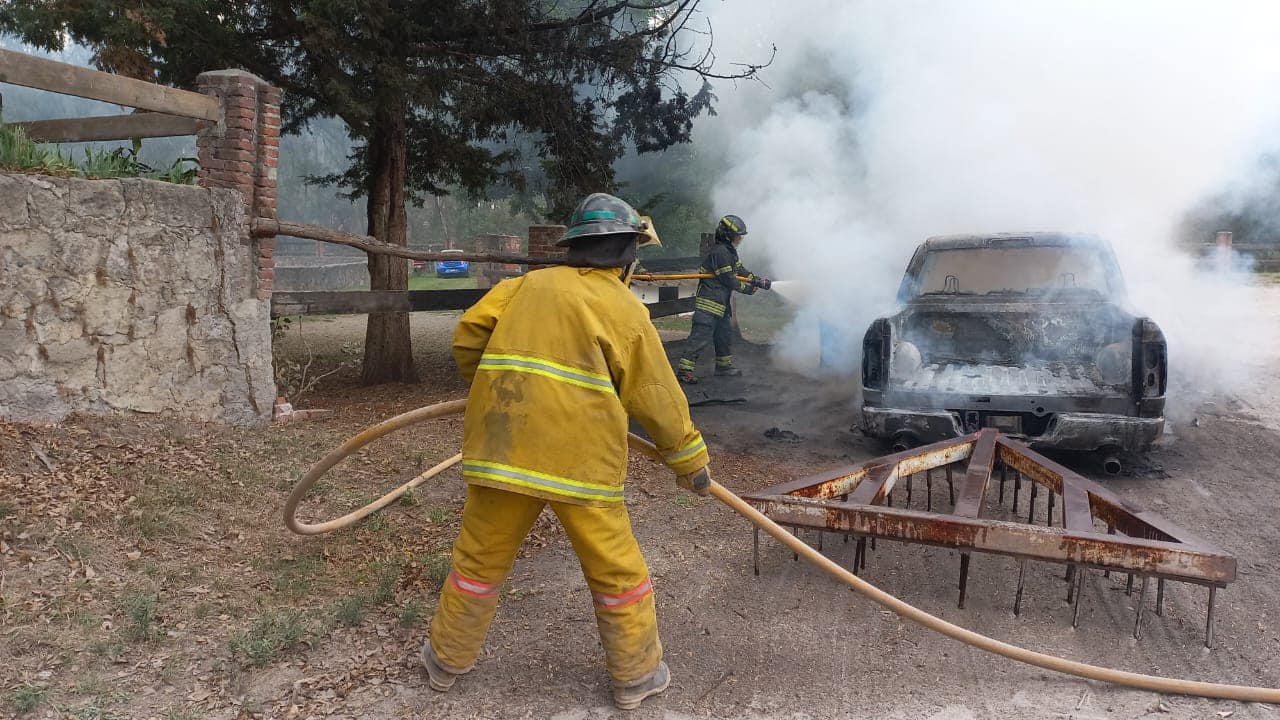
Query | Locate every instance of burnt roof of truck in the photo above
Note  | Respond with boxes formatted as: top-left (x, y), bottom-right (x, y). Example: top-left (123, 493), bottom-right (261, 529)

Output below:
top-left (921, 232), bottom-right (1108, 251)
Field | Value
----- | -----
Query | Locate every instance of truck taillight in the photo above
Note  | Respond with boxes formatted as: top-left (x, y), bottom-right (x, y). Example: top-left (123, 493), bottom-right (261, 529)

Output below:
top-left (863, 319), bottom-right (891, 390)
top-left (1132, 318), bottom-right (1166, 414)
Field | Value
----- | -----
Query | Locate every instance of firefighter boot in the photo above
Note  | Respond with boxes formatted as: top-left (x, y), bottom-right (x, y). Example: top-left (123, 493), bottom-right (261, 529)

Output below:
top-left (714, 355), bottom-right (742, 377)
top-left (676, 357), bottom-right (699, 384)
top-left (613, 661), bottom-right (671, 710)
top-left (714, 360), bottom-right (742, 377)
top-left (421, 642), bottom-right (473, 692)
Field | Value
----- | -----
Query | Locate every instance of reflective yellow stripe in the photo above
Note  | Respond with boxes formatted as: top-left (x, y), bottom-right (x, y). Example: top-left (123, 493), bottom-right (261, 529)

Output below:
top-left (478, 353), bottom-right (616, 394)
top-left (664, 436), bottom-right (707, 464)
top-left (715, 265), bottom-right (735, 275)
top-left (463, 460), bottom-right (625, 502)
top-left (695, 298), bottom-right (725, 313)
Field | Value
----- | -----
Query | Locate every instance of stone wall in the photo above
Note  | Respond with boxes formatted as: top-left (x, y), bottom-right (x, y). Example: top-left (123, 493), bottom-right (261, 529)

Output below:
top-left (274, 258), bottom-right (370, 291)
top-left (0, 172), bottom-right (274, 425)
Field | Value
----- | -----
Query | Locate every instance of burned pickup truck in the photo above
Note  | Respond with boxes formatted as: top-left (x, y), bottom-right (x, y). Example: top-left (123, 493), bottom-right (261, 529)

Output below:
top-left (861, 233), bottom-right (1166, 470)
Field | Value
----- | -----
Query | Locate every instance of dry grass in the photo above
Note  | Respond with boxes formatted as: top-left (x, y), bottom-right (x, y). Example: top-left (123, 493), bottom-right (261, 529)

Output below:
top-left (0, 353), bottom-right (470, 718)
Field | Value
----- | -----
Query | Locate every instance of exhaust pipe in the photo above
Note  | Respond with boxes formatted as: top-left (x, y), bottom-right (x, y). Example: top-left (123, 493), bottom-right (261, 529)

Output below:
top-left (1102, 455), bottom-right (1123, 476)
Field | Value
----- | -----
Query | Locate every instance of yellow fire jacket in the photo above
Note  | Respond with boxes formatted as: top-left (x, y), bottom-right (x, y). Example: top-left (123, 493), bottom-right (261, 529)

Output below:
top-left (453, 265), bottom-right (710, 506)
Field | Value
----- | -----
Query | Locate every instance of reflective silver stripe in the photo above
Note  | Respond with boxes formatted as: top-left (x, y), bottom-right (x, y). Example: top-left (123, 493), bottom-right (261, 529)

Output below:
top-left (593, 578), bottom-right (653, 608)
top-left (463, 462), bottom-right (625, 501)
top-left (449, 570), bottom-right (499, 597)
top-left (665, 438), bottom-right (706, 464)
top-left (478, 356), bottom-right (615, 393)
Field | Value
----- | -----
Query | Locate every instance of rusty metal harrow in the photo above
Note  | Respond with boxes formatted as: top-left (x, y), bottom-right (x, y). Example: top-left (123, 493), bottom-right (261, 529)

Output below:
top-left (743, 429), bottom-right (1235, 646)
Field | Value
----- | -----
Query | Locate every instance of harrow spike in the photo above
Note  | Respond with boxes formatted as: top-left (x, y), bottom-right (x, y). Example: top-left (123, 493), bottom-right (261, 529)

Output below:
top-left (1072, 567), bottom-right (1086, 628)
top-left (1014, 559), bottom-right (1027, 617)
top-left (1206, 586), bottom-right (1217, 649)
top-left (1133, 575), bottom-right (1149, 639)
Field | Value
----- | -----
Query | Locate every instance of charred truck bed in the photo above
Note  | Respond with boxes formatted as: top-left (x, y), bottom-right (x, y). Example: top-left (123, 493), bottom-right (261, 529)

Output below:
top-left (862, 234), bottom-right (1166, 455)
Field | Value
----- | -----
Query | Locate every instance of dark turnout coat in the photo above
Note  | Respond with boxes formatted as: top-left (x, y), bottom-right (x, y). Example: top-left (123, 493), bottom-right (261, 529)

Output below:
top-left (692, 241), bottom-right (757, 320)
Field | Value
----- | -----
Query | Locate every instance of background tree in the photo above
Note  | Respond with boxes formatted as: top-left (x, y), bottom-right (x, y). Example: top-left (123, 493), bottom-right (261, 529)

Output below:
top-left (2, 1), bottom-right (771, 384)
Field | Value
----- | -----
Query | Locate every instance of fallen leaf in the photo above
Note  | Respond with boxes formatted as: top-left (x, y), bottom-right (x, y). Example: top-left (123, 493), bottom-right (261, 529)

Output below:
top-left (189, 688), bottom-right (211, 701)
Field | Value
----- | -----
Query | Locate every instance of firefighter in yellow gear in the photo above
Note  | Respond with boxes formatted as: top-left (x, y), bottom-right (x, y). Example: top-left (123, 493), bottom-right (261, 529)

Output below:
top-left (423, 193), bottom-right (712, 710)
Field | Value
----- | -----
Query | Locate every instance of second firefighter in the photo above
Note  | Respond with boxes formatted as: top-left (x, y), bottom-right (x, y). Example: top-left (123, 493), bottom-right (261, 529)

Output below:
top-left (676, 214), bottom-right (771, 383)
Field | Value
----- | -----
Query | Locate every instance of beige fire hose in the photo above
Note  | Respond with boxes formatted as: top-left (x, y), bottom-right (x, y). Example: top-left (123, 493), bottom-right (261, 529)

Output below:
top-left (631, 272), bottom-right (755, 283)
top-left (283, 399), bottom-right (466, 535)
top-left (284, 399), bottom-right (1280, 703)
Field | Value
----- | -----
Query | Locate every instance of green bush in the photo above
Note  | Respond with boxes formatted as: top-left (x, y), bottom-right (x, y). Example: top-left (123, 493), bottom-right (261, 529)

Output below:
top-left (0, 119), bottom-right (196, 184)
top-left (0, 120), bottom-right (75, 174)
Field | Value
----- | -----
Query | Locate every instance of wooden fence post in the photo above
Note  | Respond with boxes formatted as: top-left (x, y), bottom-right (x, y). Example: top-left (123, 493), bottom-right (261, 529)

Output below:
top-left (195, 70), bottom-right (281, 301)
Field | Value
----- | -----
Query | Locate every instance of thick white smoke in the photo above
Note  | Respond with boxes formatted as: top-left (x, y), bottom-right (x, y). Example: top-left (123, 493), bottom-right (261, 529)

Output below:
top-left (699, 1), bottom-right (1280, 402)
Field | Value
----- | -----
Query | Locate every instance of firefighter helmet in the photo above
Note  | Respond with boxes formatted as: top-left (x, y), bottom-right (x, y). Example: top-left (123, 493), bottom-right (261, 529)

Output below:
top-left (715, 214), bottom-right (748, 244)
top-left (557, 193), bottom-right (645, 247)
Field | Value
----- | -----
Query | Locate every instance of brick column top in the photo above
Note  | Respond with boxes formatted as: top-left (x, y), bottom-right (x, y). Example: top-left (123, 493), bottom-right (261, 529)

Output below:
top-left (196, 69), bottom-right (281, 301)
top-left (526, 225), bottom-right (567, 271)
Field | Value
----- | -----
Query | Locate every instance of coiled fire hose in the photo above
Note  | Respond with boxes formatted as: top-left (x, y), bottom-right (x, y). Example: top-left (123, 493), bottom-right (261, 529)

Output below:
top-left (283, 399), bottom-right (1280, 703)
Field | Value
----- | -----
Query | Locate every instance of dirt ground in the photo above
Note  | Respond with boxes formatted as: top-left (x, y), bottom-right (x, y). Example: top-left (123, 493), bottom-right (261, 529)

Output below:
top-left (4, 289), bottom-right (1280, 720)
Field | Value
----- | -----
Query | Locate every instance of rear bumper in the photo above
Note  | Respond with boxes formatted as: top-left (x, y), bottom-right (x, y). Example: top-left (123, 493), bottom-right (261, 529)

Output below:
top-left (861, 406), bottom-right (1163, 453)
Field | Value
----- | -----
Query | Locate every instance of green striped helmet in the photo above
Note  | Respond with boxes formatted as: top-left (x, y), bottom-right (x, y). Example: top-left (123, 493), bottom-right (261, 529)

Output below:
top-left (557, 193), bottom-right (645, 247)
top-left (715, 214), bottom-right (748, 243)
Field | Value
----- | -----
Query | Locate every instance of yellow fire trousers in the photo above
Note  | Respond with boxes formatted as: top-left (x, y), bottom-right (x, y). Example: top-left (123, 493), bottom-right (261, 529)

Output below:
top-left (428, 484), bottom-right (662, 684)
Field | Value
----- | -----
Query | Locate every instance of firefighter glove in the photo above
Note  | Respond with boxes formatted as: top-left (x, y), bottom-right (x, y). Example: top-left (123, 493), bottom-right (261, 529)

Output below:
top-left (752, 277), bottom-right (772, 290)
top-left (676, 467), bottom-right (711, 497)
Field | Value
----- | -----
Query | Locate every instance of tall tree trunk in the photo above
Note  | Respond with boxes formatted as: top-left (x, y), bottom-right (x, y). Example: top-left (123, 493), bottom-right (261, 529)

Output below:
top-left (361, 104), bottom-right (418, 384)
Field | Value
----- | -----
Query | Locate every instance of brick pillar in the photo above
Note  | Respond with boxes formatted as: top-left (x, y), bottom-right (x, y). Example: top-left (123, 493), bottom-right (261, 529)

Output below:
top-left (527, 225), bottom-right (567, 273)
top-left (474, 233), bottom-right (521, 289)
top-left (195, 70), bottom-right (281, 301)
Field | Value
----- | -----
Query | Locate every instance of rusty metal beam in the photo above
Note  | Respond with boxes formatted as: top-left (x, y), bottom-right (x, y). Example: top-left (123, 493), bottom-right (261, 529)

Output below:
top-left (744, 432), bottom-right (1237, 592)
top-left (747, 495), bottom-right (1234, 584)
top-left (953, 429), bottom-right (996, 518)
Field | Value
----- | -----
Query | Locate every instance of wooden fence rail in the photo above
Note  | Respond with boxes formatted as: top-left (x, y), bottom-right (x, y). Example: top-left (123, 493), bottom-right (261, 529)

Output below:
top-left (253, 218), bottom-right (563, 266)
top-left (271, 290), bottom-right (695, 319)
top-left (254, 218), bottom-right (701, 270)
top-left (13, 112), bottom-right (209, 143)
top-left (0, 48), bottom-right (220, 121)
